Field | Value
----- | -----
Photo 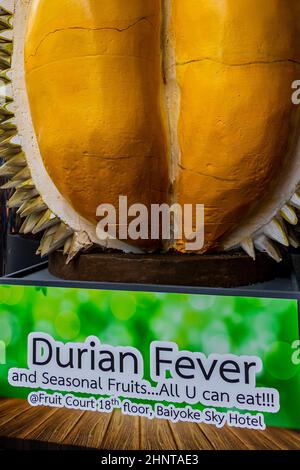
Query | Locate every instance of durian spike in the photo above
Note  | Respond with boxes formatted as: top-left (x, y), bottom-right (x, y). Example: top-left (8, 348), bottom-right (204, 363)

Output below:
top-left (0, 159), bottom-right (18, 176)
top-left (0, 8), bottom-right (12, 32)
top-left (4, 153), bottom-right (26, 167)
top-left (0, 56), bottom-right (10, 70)
top-left (0, 70), bottom-right (10, 84)
top-left (0, 38), bottom-right (12, 56)
top-left (38, 223), bottom-right (73, 257)
top-left (16, 178), bottom-right (34, 190)
top-left (0, 95), bottom-right (13, 105)
top-left (240, 237), bottom-right (256, 260)
top-left (1, 175), bottom-right (33, 190)
top-left (66, 231), bottom-right (93, 264)
top-left (0, 110), bottom-right (14, 124)
top-left (63, 236), bottom-right (73, 255)
top-left (36, 225), bottom-right (58, 255)
top-left (0, 5), bottom-right (12, 17)
top-left (16, 198), bottom-right (32, 215)
top-left (0, 123), bottom-right (17, 143)
top-left (19, 196), bottom-right (47, 217)
top-left (11, 166), bottom-right (31, 181)
top-left (287, 228), bottom-right (299, 249)
top-left (39, 235), bottom-right (55, 257)
top-left (0, 7), bottom-right (11, 17)
top-left (0, 178), bottom-right (19, 189)
top-left (7, 188), bottom-right (38, 208)
top-left (19, 213), bottom-right (41, 234)
top-left (0, 153), bottom-right (27, 171)
top-left (53, 222), bottom-right (73, 245)
top-left (0, 19), bottom-right (12, 33)
top-left (17, 195), bottom-right (44, 216)
top-left (290, 192), bottom-right (300, 210)
top-left (46, 225), bottom-right (60, 237)
top-left (32, 210), bottom-right (60, 234)
top-left (280, 204), bottom-right (298, 225)
top-left (0, 102), bottom-right (13, 124)
top-left (263, 218), bottom-right (289, 247)
top-left (0, 142), bottom-right (21, 158)
top-left (254, 235), bottom-right (282, 263)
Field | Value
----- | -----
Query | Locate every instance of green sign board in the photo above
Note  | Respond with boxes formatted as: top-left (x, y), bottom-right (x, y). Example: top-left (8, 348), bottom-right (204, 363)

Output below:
top-left (0, 284), bottom-right (299, 430)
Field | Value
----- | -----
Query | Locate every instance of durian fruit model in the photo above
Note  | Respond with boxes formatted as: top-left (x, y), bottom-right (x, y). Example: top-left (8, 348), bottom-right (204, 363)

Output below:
top-left (1, 0), bottom-right (300, 278)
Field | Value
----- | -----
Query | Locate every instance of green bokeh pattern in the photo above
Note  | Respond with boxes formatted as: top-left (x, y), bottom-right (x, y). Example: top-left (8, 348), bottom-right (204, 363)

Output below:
top-left (0, 284), bottom-right (299, 428)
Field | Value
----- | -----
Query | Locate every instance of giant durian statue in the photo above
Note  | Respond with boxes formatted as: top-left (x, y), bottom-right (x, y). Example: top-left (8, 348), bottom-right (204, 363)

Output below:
top-left (1, 0), bottom-right (300, 264)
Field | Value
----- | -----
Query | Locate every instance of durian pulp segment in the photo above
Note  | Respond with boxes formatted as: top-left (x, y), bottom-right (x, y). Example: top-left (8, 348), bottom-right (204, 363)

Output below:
top-left (2, 0), bottom-right (300, 263)
top-left (8, 0), bottom-right (144, 260)
top-left (166, 0), bottom-right (300, 257)
top-left (24, 0), bottom-right (168, 253)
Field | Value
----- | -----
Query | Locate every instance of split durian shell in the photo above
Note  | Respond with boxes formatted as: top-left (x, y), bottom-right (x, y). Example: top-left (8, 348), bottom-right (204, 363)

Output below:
top-left (2, 0), bottom-right (300, 263)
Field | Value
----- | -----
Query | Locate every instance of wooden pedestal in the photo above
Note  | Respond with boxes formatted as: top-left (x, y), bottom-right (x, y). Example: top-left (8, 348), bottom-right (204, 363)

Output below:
top-left (49, 251), bottom-right (289, 288)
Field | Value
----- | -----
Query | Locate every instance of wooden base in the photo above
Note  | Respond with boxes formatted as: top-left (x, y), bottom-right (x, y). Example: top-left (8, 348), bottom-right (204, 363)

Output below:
top-left (0, 398), bottom-right (298, 450)
top-left (49, 250), bottom-right (289, 288)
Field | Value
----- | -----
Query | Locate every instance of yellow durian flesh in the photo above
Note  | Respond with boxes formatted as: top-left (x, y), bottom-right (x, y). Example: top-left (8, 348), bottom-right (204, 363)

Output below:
top-left (169, 0), bottom-right (300, 251)
top-left (25, 0), bottom-right (168, 250)
top-left (11, 0), bottom-right (300, 255)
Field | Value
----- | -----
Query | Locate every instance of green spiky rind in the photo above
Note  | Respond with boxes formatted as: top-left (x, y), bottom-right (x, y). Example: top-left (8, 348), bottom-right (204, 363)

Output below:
top-left (0, 5), bottom-right (12, 17)
top-left (0, 12), bottom-right (12, 33)
top-left (36, 223), bottom-right (74, 257)
top-left (0, 9), bottom-right (14, 122)
top-left (0, 37), bottom-right (13, 55)
top-left (0, 2), bottom-right (75, 259)
top-left (0, 5), bottom-right (12, 70)
top-left (0, 97), bottom-right (13, 123)
top-left (0, 141), bottom-right (22, 158)
top-left (0, 70), bottom-right (11, 84)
